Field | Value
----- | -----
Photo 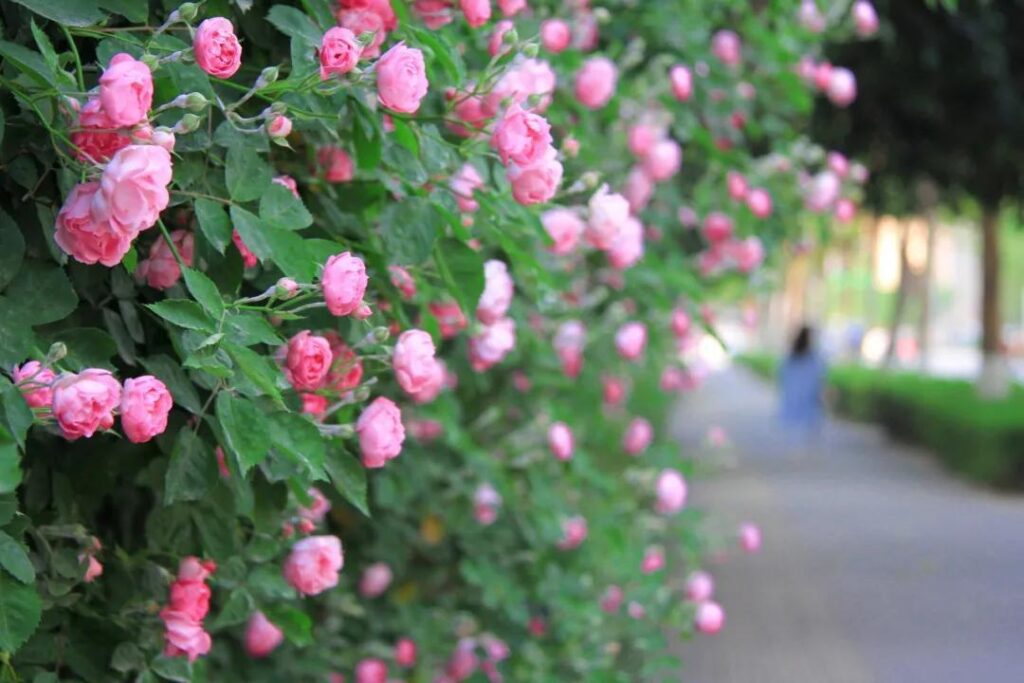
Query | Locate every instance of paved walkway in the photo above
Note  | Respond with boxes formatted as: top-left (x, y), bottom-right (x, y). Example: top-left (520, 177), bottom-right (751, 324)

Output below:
top-left (672, 366), bottom-right (1024, 683)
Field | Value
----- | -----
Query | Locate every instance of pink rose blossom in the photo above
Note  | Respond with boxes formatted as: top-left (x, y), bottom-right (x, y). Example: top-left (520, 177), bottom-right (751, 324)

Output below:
top-left (298, 487), bottom-right (331, 523)
top-left (608, 216), bottom-right (644, 270)
top-left (655, 469), bottom-right (687, 514)
top-left (747, 188), bottom-right (773, 218)
top-left (337, 0), bottom-right (397, 29)
top-left (245, 611), bottom-right (284, 658)
top-left (273, 175), bottom-right (300, 198)
top-left (805, 171), bottom-right (841, 212)
top-left (669, 64), bottom-right (693, 101)
top-left (628, 124), bottom-right (658, 159)
top-left (137, 229), bottom-right (193, 290)
top-left (702, 212), bottom-right (734, 244)
top-left (395, 638), bottom-right (418, 667)
top-left (54, 182), bottom-right (131, 267)
top-left (98, 54), bottom-right (152, 127)
top-left (339, 9), bottom-right (387, 58)
top-left (587, 186), bottom-right (630, 250)
top-left (600, 585), bottom-right (623, 613)
top-left (541, 19), bottom-right (571, 53)
top-left (685, 570), bottom-right (714, 602)
top-left (355, 659), bottom-right (388, 683)
top-left (320, 27), bottom-right (361, 79)
top-left (739, 522), bottom-right (762, 553)
top-left (377, 43), bottom-right (429, 114)
top-left (835, 198), bottom-right (857, 223)
top-left (615, 322), bottom-right (647, 361)
top-left (602, 376), bottom-right (626, 407)
top-left (416, 0), bottom-right (454, 29)
top-left (92, 144), bottom-right (172, 235)
top-left (671, 308), bottom-right (691, 338)
top-left (798, 0), bottom-right (826, 32)
top-left (728, 236), bottom-right (765, 273)
top-left (814, 61), bottom-right (834, 90)
top-left (232, 230), bottom-right (258, 268)
top-left (430, 300), bottom-right (468, 338)
top-left (853, 1), bottom-right (879, 36)
top-left (557, 515), bottom-right (587, 550)
top-left (623, 417), bottom-right (653, 455)
top-left (711, 30), bottom-right (742, 67)
top-left (498, 0), bottom-right (525, 16)
top-left (356, 397), bottom-right (405, 468)
top-left (727, 171), bottom-right (749, 201)
top-left (408, 357), bottom-right (445, 404)
top-left (541, 208), bottom-right (584, 255)
top-left (468, 318), bottom-right (517, 371)
top-left (281, 331), bottom-right (332, 392)
top-left (478, 260), bottom-right (514, 324)
top-left (322, 252), bottom-right (368, 316)
top-left (641, 547), bottom-right (665, 574)
top-left (574, 57), bottom-right (617, 109)
top-left (623, 166), bottom-right (654, 213)
top-left (194, 18), bottom-right (242, 79)
top-left (451, 163), bottom-right (484, 212)
top-left (326, 335), bottom-right (364, 394)
top-left (393, 329), bottom-right (439, 395)
top-left (161, 557), bottom-right (215, 662)
top-left (460, 0), bottom-right (491, 27)
top-left (827, 67), bottom-right (857, 107)
top-left (120, 375), bottom-right (172, 444)
top-left (388, 265), bottom-right (417, 299)
top-left (359, 562), bottom-right (393, 597)
top-left (161, 609), bottom-right (212, 662)
top-left (12, 361), bottom-right (56, 409)
top-left (488, 19), bottom-right (515, 56)
top-left (492, 104), bottom-right (553, 167)
top-left (507, 149), bottom-right (563, 205)
top-left (283, 535), bottom-right (344, 595)
top-left (318, 146), bottom-right (355, 183)
top-left (642, 139), bottom-right (682, 181)
top-left (828, 151), bottom-right (850, 177)
top-left (548, 422), bottom-right (574, 461)
top-left (72, 97), bottom-right (131, 163)
top-left (82, 554), bottom-right (104, 582)
top-left (51, 369), bottom-right (121, 441)
top-left (473, 483), bottom-right (502, 525)
top-left (266, 115), bottom-right (292, 139)
top-left (695, 601), bottom-right (725, 634)
top-left (628, 601), bottom-right (646, 619)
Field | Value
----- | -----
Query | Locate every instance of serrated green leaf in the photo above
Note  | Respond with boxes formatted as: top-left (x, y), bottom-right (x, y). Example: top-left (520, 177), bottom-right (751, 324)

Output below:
top-left (0, 531), bottom-right (33, 584)
top-left (209, 588), bottom-right (254, 630)
top-left (380, 198), bottom-right (440, 265)
top-left (194, 199), bottom-right (232, 254)
top-left (226, 145), bottom-right (272, 203)
top-left (259, 182), bottom-right (312, 230)
top-left (325, 448), bottom-right (368, 516)
top-left (224, 312), bottom-right (282, 346)
top-left (0, 379), bottom-right (34, 450)
top-left (266, 5), bottom-right (323, 44)
top-left (3, 261), bottom-right (77, 326)
top-left (182, 268), bottom-right (225, 318)
top-left (99, 0), bottom-right (147, 22)
top-left (434, 239), bottom-right (484, 321)
top-left (147, 300), bottom-right (215, 332)
top-left (267, 411), bottom-right (326, 478)
top-left (224, 343), bottom-right (283, 402)
top-left (8, 0), bottom-right (105, 26)
top-left (0, 40), bottom-right (60, 89)
top-left (230, 206), bottom-right (315, 281)
top-left (141, 355), bottom-right (203, 415)
top-left (0, 570), bottom-right (41, 653)
top-left (165, 429), bottom-right (217, 504)
top-left (216, 393), bottom-right (270, 473)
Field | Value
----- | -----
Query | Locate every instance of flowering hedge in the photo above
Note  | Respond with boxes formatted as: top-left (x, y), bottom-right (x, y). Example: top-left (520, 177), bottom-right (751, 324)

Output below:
top-left (0, 0), bottom-right (869, 680)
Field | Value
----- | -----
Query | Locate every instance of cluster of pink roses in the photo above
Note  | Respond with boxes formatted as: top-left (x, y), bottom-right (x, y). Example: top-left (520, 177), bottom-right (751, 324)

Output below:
top-left (798, 56), bottom-right (858, 108)
top-left (490, 102), bottom-right (562, 206)
top-left (469, 260), bottom-right (518, 372)
top-left (12, 362), bottom-right (172, 444)
top-left (160, 557), bottom-right (216, 662)
top-left (695, 211), bottom-right (766, 278)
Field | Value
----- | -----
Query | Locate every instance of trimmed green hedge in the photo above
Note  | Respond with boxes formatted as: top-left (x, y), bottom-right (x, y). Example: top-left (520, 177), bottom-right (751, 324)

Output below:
top-left (736, 354), bottom-right (1024, 488)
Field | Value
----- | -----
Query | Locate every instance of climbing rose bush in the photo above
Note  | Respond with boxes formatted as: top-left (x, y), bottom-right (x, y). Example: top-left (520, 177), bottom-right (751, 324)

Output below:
top-left (0, 0), bottom-right (868, 680)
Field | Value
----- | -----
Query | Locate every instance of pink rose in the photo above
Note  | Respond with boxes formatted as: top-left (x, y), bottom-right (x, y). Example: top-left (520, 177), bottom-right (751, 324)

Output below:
top-left (739, 522), bottom-right (762, 552)
top-left (450, 163), bottom-right (484, 213)
top-left (541, 19), bottom-right (571, 53)
top-left (302, 393), bottom-right (328, 417)
top-left (376, 43), bottom-right (429, 114)
top-left (548, 422), bottom-right (574, 461)
top-left (477, 260), bottom-right (513, 324)
top-left (541, 208), bottom-right (584, 255)
top-left (120, 375), bottom-right (172, 444)
top-left (602, 376), bottom-right (626, 407)
top-left (92, 144), bottom-right (173, 235)
top-left (695, 601), bottom-right (725, 634)
top-left (623, 166), bottom-right (654, 213)
top-left (853, 0), bottom-right (879, 36)
top-left (320, 27), bottom-right (361, 80)
top-left (283, 535), bottom-right (344, 596)
top-left (685, 570), bottom-right (714, 602)
top-left (711, 30), bottom-right (742, 66)
top-left (574, 57), bottom-right (617, 109)
top-left (282, 331), bottom-right (333, 392)
top-left (835, 198), bottom-right (857, 223)
top-left (356, 397), bottom-right (405, 468)
top-left (827, 67), bottom-right (857, 107)
top-left (727, 171), bottom-right (749, 201)
top-left (728, 236), bottom-right (765, 273)
top-left (460, 0), bottom-right (491, 27)
top-left (488, 19), bottom-right (515, 56)
top-left (702, 212), bottom-right (734, 244)
top-left (393, 329), bottom-right (439, 395)
top-left (805, 171), bottom-right (840, 212)
top-left (245, 611), bottom-right (284, 658)
top-left (430, 300), bottom-right (468, 338)
top-left (557, 515), bottom-right (587, 550)
top-left (358, 562), bottom-right (393, 597)
top-left (627, 124), bottom-right (658, 158)
top-left (798, 0), bottom-right (826, 32)
top-left (669, 64), bottom-right (693, 101)
top-left (473, 483), bottom-right (502, 525)
top-left (642, 139), bottom-right (682, 182)
top-left (160, 609), bottom-right (212, 662)
top-left (51, 369), bottom-right (121, 441)
top-left (355, 659), bottom-right (388, 683)
top-left (607, 216), bottom-right (644, 270)
top-left (492, 104), bottom-right (553, 167)
top-left (623, 417), bottom-right (653, 455)
top-left (655, 468), bottom-right (687, 513)
top-left (386, 265), bottom-right (417, 300)
top-left (498, 0), bottom-right (525, 15)
top-left (814, 61), bottom-right (834, 90)
top-left (297, 487), bottom-right (331, 523)
top-left (72, 97), bottom-right (131, 163)
top-left (641, 547), bottom-right (665, 574)
top-left (82, 554), bottom-right (104, 582)
top-left (615, 322), bottom-right (647, 361)
top-left (321, 252), bottom-right (368, 316)
top-left (318, 146), bottom-right (355, 183)
top-left (232, 230), bottom-right (258, 268)
top-left (468, 318), bottom-right (516, 371)
top-left (415, 0), bottom-right (454, 29)
top-left (628, 601), bottom-right (646, 620)
top-left (828, 151), bottom-right (850, 177)
top-left (747, 188), bottom-right (773, 218)
top-left (338, 0), bottom-right (398, 30)
top-left (507, 149), bottom-right (562, 205)
top-left (600, 585), bottom-right (623, 613)
top-left (587, 186), bottom-right (630, 250)
top-left (53, 183), bottom-right (130, 267)
top-left (12, 361), bottom-right (56, 409)
top-left (395, 638), bottom-right (417, 667)
top-left (273, 175), bottom-right (300, 198)
top-left (137, 229), bottom-right (193, 290)
top-left (194, 17), bottom-right (242, 79)
top-left (671, 308), bottom-right (691, 338)
top-left (266, 115), bottom-right (292, 140)
top-left (339, 9), bottom-right (387, 58)
top-left (98, 54), bottom-right (152, 127)
top-left (325, 337), bottom-right (363, 393)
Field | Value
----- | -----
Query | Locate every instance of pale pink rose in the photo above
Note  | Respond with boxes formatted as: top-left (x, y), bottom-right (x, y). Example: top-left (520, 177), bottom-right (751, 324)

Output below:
top-left (393, 329), bottom-right (439, 395)
top-left (669, 64), bottom-right (693, 101)
top-left (160, 609), bottom-right (212, 662)
top-left (655, 469), bottom-right (687, 514)
top-left (671, 308), bottom-right (691, 338)
top-left (273, 175), bottom-right (300, 198)
top-left (320, 27), bottom-right (361, 79)
top-left (728, 236), bottom-right (765, 273)
top-left (478, 260), bottom-right (514, 324)
top-left (623, 166), bottom-right (654, 213)
top-left (356, 397), bottom-right (405, 468)
top-left (297, 487), bottom-right (331, 523)
top-left (623, 417), bottom-right (653, 455)
top-left (473, 483), bottom-right (502, 525)
top-left (600, 585), bottom-right (623, 613)
top-left (805, 171), bottom-right (841, 211)
top-left (92, 144), bottom-right (172, 235)
top-left (727, 171), bottom-right (749, 201)
top-left (51, 369), bottom-right (121, 441)
top-left (460, 0), bottom-right (491, 27)
top-left (702, 212), bottom-right (734, 244)
top-left (359, 562), bottom-right (393, 597)
top-left (607, 216), bottom-right (644, 270)
top-left (507, 149), bottom-right (562, 205)
top-left (685, 571), bottom-right (714, 602)
top-left (695, 601), bottom-right (725, 634)
top-left (54, 182), bottom-right (131, 267)
top-left (451, 164), bottom-right (484, 212)
top-left (151, 129), bottom-right (175, 151)
top-left (627, 601), bottom-right (646, 619)
top-left (82, 554), bottom-right (104, 582)
top-left (488, 19), bottom-right (515, 56)
top-left (386, 265), bottom-right (416, 300)
top-left (515, 58), bottom-right (557, 110)
top-left (711, 30), bottom-right (742, 66)
top-left (678, 206), bottom-right (699, 227)
top-left (12, 361), bottom-right (56, 409)
top-left (642, 139), bottom-right (682, 182)
top-left (339, 9), bottom-right (387, 58)
top-left (337, 0), bottom-right (397, 29)
top-left (574, 57), bottom-right (617, 109)
top-left (408, 357), bottom-right (445, 404)
top-left (541, 19), bottom-right (571, 53)
top-left (641, 547), bottom-right (665, 574)
top-left (814, 61), bottom-right (834, 90)
top-left (827, 151), bottom-right (850, 177)
top-left (498, 0), bottom-right (525, 15)
top-left (322, 252), bottom-right (368, 316)
top-left (98, 53), bottom-right (152, 127)
top-left (449, 92), bottom-right (490, 137)
top-left (548, 422), bottom-right (574, 461)
top-left (835, 198), bottom-right (857, 223)
top-left (827, 67), bottom-right (857, 107)
top-left (395, 638), bottom-right (418, 667)
top-left (167, 558), bottom-right (214, 622)
top-left (283, 535), bottom-right (344, 596)
top-left (541, 208), bottom-right (584, 255)
top-left (137, 229), bottom-right (193, 290)
top-left (615, 322), bottom-right (647, 361)
top-left (562, 136), bottom-right (580, 157)
top-left (747, 188), bottom-right (773, 218)
top-left (628, 124), bottom-right (658, 159)
top-left (798, 0), bottom-right (826, 32)
top-left (430, 300), bottom-right (468, 338)
top-left (587, 185), bottom-right (630, 250)
top-left (557, 515), bottom-right (587, 550)
top-left (853, 1), bottom-right (879, 37)
top-left (72, 97), bottom-right (131, 163)
top-left (602, 376), bottom-right (625, 407)
top-left (491, 104), bottom-right (553, 167)
top-left (356, 658), bottom-right (388, 683)
top-left (468, 318), bottom-right (516, 371)
top-left (194, 17), bottom-right (242, 79)
top-left (245, 611), bottom-right (284, 658)
top-left (415, 0), bottom-right (454, 29)
top-left (318, 146), bottom-right (355, 183)
top-left (739, 522), bottom-right (762, 553)
top-left (120, 375), bottom-right (172, 444)
top-left (266, 115), bottom-right (292, 139)
top-left (232, 230), bottom-right (258, 268)
top-left (377, 43), bottom-right (429, 114)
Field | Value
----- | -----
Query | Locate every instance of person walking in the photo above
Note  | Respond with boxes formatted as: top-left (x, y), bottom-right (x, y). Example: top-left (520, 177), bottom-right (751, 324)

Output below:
top-left (779, 325), bottom-right (827, 445)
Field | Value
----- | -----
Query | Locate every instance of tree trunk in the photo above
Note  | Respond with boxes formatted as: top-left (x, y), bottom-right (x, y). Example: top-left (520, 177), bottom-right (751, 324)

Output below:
top-left (917, 216), bottom-right (936, 371)
top-left (978, 206), bottom-right (1009, 397)
top-left (883, 221), bottom-right (911, 369)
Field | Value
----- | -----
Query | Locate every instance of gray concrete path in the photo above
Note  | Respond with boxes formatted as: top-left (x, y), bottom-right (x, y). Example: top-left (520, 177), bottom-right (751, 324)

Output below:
top-left (672, 366), bottom-right (1024, 683)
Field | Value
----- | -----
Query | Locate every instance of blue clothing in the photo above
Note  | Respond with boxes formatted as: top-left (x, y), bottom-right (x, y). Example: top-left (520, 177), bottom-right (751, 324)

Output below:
top-left (779, 353), bottom-right (825, 429)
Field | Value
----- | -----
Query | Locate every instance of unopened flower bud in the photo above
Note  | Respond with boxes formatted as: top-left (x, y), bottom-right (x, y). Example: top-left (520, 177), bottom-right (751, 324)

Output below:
top-left (581, 171), bottom-right (600, 189)
top-left (371, 327), bottom-right (390, 343)
top-left (140, 53), bottom-right (160, 71)
top-left (270, 101), bottom-right (288, 114)
top-left (46, 342), bottom-right (67, 363)
top-left (276, 277), bottom-right (300, 298)
top-left (503, 28), bottom-right (519, 44)
top-left (594, 7), bottom-right (611, 22)
top-left (173, 113), bottom-right (201, 134)
top-left (353, 386), bottom-right (372, 403)
top-left (184, 92), bottom-right (208, 112)
top-left (266, 114), bottom-right (292, 140)
top-left (523, 42), bottom-right (539, 58)
top-left (256, 66), bottom-right (279, 89)
top-left (152, 128), bottom-right (176, 151)
top-left (176, 3), bottom-right (199, 22)
top-left (353, 303), bottom-right (373, 320)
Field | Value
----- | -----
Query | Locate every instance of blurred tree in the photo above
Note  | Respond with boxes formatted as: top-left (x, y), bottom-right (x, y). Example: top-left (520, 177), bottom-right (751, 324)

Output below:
top-left (813, 0), bottom-right (1024, 395)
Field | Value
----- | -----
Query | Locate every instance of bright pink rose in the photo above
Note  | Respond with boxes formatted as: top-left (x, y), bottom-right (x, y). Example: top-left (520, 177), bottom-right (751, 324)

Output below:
top-left (615, 322), bottom-right (647, 361)
top-left (747, 188), bottom-right (773, 218)
top-left (320, 27), bottom-right (361, 80)
top-left (685, 570), bottom-right (714, 602)
top-left (93, 144), bottom-right (172, 235)
top-left (498, 0), bottom-right (525, 15)
top-left (853, 1), bottom-right (879, 36)
top-left (828, 151), bottom-right (850, 177)
top-left (377, 43), bottom-right (429, 114)
top-left (548, 422), bottom-right (574, 461)
top-left (600, 585), bottom-right (623, 613)
top-left (541, 208), bottom-right (584, 255)
top-left (623, 166), bottom-right (654, 213)
top-left (727, 171), bottom-right (749, 201)
top-left (355, 659), bottom-right (388, 683)
top-left (54, 182), bottom-right (131, 267)
top-left (98, 53), bottom-right (152, 127)
top-left (739, 522), bottom-right (762, 553)
top-left (574, 57), bottom-right (617, 109)
top-left (798, 0), bottom-right (826, 32)
top-left (541, 19), bottom-right (571, 53)
top-left (72, 97), bottom-right (131, 163)
top-left (12, 361), bottom-right (56, 409)
top-left (473, 483), bottom-right (502, 525)
top-left (245, 611), bottom-right (284, 658)
top-left (357, 397), bottom-right (405, 468)
top-left (608, 216), bottom-right (644, 270)
top-left (451, 163), bottom-right (484, 212)
top-left (695, 601), bottom-right (725, 634)
top-left (814, 61), bottom-right (834, 90)
top-left (120, 375), bottom-right (172, 444)
top-left (557, 515), bottom-right (587, 550)
top-left (194, 17), bottom-right (242, 79)
top-left (602, 376), bottom-right (626, 406)
top-left (337, 0), bottom-right (397, 29)
top-left (160, 609), bottom-right (212, 662)
top-left (669, 64), bottom-right (693, 101)
top-left (325, 336), bottom-right (364, 395)
top-left (232, 230), bottom-right (258, 268)
top-left (395, 638), bottom-right (418, 667)
top-left (587, 186), bottom-right (630, 250)
top-left (51, 369), bottom-right (121, 441)
top-left (297, 487), bottom-right (331, 523)
top-left (430, 300), bottom-right (468, 338)
top-left (393, 329), bottom-right (439, 395)
top-left (318, 146), bottom-right (355, 183)
top-left (827, 67), bottom-right (857, 107)
top-left (460, 0), bottom-right (491, 27)
top-left (628, 124), bottom-right (658, 158)
top-left (492, 104), bottom-right (553, 167)
top-left (711, 30), bottom-right (742, 66)
top-left (655, 469), bottom-right (687, 514)
top-left (82, 554), bottom-right (103, 582)
top-left (322, 252), bottom-right (368, 316)
top-left (507, 149), bottom-right (562, 205)
top-left (835, 198), bottom-right (857, 223)
top-left (283, 535), bottom-right (344, 595)
top-left (623, 417), bottom-right (653, 455)
top-left (415, 0), bottom-right (454, 29)
top-left (137, 229), bottom-right (193, 290)
top-left (450, 93), bottom-right (490, 137)
top-left (273, 175), bottom-right (300, 198)
top-left (359, 562), bottom-right (393, 597)
top-left (468, 318), bottom-right (516, 371)
top-left (642, 139), bottom-right (682, 181)
top-left (478, 260), bottom-right (514, 324)
top-left (641, 547), bottom-right (665, 574)
top-left (266, 115), bottom-right (292, 140)
top-left (282, 331), bottom-right (333, 392)
top-left (339, 9), bottom-right (387, 58)
top-left (702, 212), bottom-right (734, 244)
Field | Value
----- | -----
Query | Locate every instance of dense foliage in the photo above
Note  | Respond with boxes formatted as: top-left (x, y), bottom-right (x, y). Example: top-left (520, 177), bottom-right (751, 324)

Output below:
top-left (0, 0), bottom-right (867, 680)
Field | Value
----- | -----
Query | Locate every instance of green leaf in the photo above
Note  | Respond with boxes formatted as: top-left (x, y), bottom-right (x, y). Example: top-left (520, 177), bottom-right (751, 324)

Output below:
top-left (193, 199), bottom-right (232, 254)
top-left (0, 379), bottom-right (34, 450)
top-left (262, 604), bottom-right (312, 646)
top-left (352, 101), bottom-right (383, 173)
top-left (164, 430), bottom-right (218, 505)
top-left (141, 355), bottom-right (203, 415)
top-left (266, 5), bottom-right (323, 44)
top-left (209, 589), bottom-right (254, 630)
top-left (0, 531), bottom-right (34, 584)
top-left (39, 327), bottom-right (117, 370)
top-left (390, 117), bottom-right (420, 157)
top-left (150, 655), bottom-right (191, 682)
top-left (182, 268), bottom-right (225, 318)
top-left (0, 109), bottom-right (5, 148)
top-left (325, 449), bottom-right (368, 516)
top-left (98, 0), bottom-right (148, 22)
top-left (230, 207), bottom-right (315, 281)
top-left (191, 504), bottom-right (236, 560)
top-left (403, 25), bottom-right (465, 83)
top-left (3, 262), bottom-right (77, 326)
top-left (225, 144), bottom-right (273, 203)
top-left (215, 393), bottom-right (270, 473)
top-left (224, 312), bottom-right (282, 347)
top-left (0, 429), bottom-right (22, 494)
top-left (7, 0), bottom-right (104, 27)
top-left (259, 182), bottom-right (313, 231)
top-left (28, 19), bottom-right (59, 77)
top-left (0, 40), bottom-right (60, 90)
top-left (0, 570), bottom-right (41, 653)
top-left (110, 642), bottom-right (146, 674)
top-left (147, 300), bottom-right (215, 332)
top-left (380, 198), bottom-right (440, 265)
top-left (0, 496), bottom-right (18, 526)
top-left (267, 412), bottom-right (326, 478)
top-left (224, 344), bottom-right (283, 402)
top-left (434, 239), bottom-right (484, 321)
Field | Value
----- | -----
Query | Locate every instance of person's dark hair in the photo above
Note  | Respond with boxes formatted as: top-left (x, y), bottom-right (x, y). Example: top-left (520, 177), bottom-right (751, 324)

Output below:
top-left (791, 325), bottom-right (813, 357)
